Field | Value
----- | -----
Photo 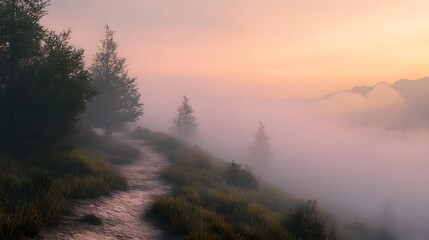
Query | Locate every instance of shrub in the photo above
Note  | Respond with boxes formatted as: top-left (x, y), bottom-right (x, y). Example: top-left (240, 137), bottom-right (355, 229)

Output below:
top-left (224, 161), bottom-right (258, 190)
top-left (138, 130), bottom-right (294, 240)
top-left (283, 200), bottom-right (337, 240)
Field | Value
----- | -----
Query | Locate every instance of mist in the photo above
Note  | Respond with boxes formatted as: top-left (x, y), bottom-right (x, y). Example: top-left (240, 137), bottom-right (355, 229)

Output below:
top-left (4, 1), bottom-right (429, 239)
top-left (139, 81), bottom-right (429, 239)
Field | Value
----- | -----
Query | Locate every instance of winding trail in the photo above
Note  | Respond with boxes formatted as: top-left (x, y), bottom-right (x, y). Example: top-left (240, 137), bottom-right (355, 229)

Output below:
top-left (35, 135), bottom-right (177, 240)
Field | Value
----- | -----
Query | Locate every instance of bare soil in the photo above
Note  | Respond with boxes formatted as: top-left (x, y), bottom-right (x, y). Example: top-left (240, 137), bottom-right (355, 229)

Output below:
top-left (34, 135), bottom-right (178, 240)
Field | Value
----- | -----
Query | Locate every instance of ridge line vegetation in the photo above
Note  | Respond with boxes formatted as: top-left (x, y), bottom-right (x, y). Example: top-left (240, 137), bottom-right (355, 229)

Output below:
top-left (133, 128), bottom-right (340, 240)
top-left (134, 128), bottom-right (397, 240)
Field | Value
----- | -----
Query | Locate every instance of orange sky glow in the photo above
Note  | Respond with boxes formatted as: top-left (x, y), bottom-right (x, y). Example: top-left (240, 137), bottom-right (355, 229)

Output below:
top-left (43, 0), bottom-right (429, 99)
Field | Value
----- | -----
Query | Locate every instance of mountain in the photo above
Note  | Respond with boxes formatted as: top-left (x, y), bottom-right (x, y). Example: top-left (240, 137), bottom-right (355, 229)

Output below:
top-left (392, 77), bottom-right (429, 102)
top-left (319, 77), bottom-right (429, 130)
top-left (323, 77), bottom-right (429, 100)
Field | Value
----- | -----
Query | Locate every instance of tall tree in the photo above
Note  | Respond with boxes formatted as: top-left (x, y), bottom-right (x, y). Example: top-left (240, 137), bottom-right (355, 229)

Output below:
top-left (249, 122), bottom-right (271, 164)
top-left (172, 95), bottom-right (197, 139)
top-left (85, 25), bottom-right (143, 135)
top-left (0, 0), bottom-right (96, 152)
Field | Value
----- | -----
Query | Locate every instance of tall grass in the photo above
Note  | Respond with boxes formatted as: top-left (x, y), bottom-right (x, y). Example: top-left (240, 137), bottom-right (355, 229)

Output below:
top-left (71, 129), bottom-right (141, 164)
top-left (134, 128), bottom-right (299, 240)
top-left (0, 147), bottom-right (127, 239)
top-left (136, 128), bottom-right (396, 240)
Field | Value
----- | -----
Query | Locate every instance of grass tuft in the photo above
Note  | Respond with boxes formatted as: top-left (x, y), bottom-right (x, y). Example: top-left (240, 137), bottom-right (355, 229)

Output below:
top-left (0, 147), bottom-right (127, 239)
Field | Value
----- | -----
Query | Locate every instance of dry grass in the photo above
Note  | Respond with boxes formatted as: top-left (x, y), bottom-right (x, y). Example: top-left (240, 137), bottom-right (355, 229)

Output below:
top-left (133, 128), bottom-right (299, 240)
top-left (0, 147), bottom-right (127, 239)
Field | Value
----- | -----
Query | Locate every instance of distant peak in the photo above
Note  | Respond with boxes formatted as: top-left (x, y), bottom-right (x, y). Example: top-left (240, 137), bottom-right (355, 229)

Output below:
top-left (373, 81), bottom-right (390, 87)
top-left (392, 77), bottom-right (429, 88)
top-left (417, 76), bottom-right (429, 81)
top-left (318, 77), bottom-right (429, 101)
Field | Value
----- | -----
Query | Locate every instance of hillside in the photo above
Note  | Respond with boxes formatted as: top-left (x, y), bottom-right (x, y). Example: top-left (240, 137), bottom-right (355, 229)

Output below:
top-left (132, 128), bottom-right (396, 240)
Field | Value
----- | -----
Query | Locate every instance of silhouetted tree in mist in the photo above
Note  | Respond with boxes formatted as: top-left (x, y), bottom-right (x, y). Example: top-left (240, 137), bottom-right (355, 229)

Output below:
top-left (249, 122), bottom-right (271, 164)
top-left (172, 95), bottom-right (197, 139)
top-left (0, 0), bottom-right (96, 152)
top-left (379, 200), bottom-right (396, 235)
top-left (85, 25), bottom-right (143, 135)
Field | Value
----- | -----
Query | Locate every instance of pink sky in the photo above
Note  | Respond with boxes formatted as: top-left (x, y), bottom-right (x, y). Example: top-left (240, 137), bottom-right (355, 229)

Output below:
top-left (42, 3), bottom-right (429, 236)
top-left (42, 0), bottom-right (429, 99)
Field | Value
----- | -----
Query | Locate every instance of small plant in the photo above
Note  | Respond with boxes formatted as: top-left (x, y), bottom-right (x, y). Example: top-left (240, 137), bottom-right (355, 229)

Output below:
top-left (224, 161), bottom-right (258, 190)
top-left (283, 200), bottom-right (337, 240)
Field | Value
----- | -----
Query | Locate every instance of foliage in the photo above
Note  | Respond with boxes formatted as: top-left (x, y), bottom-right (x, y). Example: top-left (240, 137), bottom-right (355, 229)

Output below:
top-left (172, 95), bottom-right (198, 139)
top-left (136, 129), bottom-right (300, 240)
top-left (224, 161), bottom-right (258, 189)
top-left (85, 25), bottom-right (143, 135)
top-left (283, 200), bottom-right (337, 240)
top-left (0, 149), bottom-right (127, 239)
top-left (249, 122), bottom-right (270, 164)
top-left (0, 0), bottom-right (96, 152)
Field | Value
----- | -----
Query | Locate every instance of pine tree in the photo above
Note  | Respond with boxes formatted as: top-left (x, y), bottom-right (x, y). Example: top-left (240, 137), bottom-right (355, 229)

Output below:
top-left (0, 0), bottom-right (96, 152)
top-left (85, 25), bottom-right (143, 135)
top-left (249, 122), bottom-right (271, 163)
top-left (172, 95), bottom-right (197, 139)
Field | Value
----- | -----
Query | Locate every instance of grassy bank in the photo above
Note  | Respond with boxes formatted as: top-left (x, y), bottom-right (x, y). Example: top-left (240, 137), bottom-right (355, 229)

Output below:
top-left (0, 131), bottom-right (134, 239)
top-left (71, 129), bottom-right (141, 165)
top-left (133, 129), bottom-right (341, 240)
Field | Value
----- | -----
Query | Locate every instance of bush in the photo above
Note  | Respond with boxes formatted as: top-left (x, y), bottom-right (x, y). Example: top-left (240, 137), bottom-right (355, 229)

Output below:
top-left (224, 161), bottom-right (258, 190)
top-left (138, 129), bottom-right (295, 240)
top-left (283, 200), bottom-right (337, 240)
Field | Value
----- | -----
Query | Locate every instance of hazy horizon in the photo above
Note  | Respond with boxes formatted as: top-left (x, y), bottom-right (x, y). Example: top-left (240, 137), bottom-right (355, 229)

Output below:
top-left (41, 1), bottom-right (429, 239)
top-left (43, 0), bottom-right (429, 100)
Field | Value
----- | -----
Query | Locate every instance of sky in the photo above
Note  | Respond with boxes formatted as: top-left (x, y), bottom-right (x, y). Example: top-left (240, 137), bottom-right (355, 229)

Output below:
top-left (42, 2), bottom-right (429, 237)
top-left (42, 0), bottom-right (429, 100)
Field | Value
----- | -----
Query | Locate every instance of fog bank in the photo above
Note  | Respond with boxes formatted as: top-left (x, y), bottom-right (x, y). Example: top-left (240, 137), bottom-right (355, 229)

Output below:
top-left (139, 84), bottom-right (429, 239)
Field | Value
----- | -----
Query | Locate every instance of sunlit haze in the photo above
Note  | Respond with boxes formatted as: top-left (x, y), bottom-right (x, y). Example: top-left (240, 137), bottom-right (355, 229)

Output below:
top-left (38, 1), bottom-right (429, 239)
top-left (43, 0), bottom-right (429, 99)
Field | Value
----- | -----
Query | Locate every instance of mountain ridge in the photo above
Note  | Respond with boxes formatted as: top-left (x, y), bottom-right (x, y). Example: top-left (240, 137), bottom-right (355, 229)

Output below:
top-left (318, 77), bottom-right (429, 130)
top-left (321, 77), bottom-right (429, 100)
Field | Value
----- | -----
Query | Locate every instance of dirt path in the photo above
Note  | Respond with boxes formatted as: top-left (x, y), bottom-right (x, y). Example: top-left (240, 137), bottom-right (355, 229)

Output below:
top-left (35, 135), bottom-right (177, 240)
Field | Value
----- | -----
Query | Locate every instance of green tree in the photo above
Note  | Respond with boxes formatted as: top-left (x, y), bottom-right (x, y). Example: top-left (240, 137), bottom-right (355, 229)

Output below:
top-left (0, 0), bottom-right (96, 152)
top-left (172, 95), bottom-right (197, 139)
top-left (249, 122), bottom-right (271, 164)
top-left (85, 25), bottom-right (143, 135)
